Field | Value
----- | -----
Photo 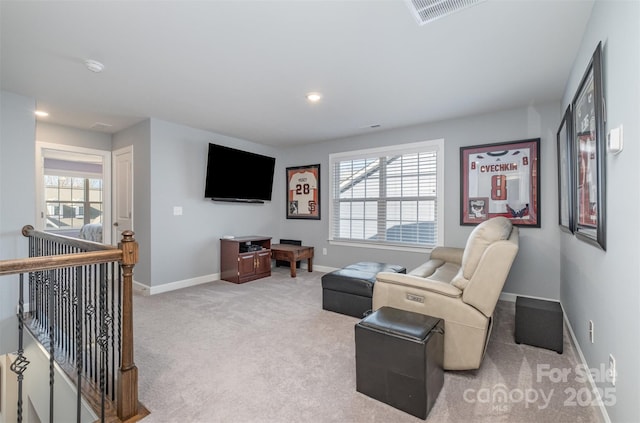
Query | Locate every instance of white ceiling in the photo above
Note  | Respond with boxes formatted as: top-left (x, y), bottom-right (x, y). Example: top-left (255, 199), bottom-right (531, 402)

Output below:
top-left (1, 0), bottom-right (594, 147)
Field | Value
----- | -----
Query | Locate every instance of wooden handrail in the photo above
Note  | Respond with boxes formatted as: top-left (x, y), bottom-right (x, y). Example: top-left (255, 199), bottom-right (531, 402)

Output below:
top-left (0, 226), bottom-right (123, 276)
top-left (0, 250), bottom-right (122, 276)
top-left (22, 225), bottom-right (118, 251)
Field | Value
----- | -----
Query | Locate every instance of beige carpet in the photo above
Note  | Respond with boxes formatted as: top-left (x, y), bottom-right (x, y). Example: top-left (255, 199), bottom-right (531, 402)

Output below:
top-left (132, 268), bottom-right (604, 423)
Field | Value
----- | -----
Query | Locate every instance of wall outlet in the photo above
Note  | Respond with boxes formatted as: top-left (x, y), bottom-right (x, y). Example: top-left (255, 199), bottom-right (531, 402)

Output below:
top-left (588, 320), bottom-right (594, 343)
top-left (173, 206), bottom-right (183, 216)
top-left (322, 248), bottom-right (327, 255)
top-left (609, 354), bottom-right (616, 386)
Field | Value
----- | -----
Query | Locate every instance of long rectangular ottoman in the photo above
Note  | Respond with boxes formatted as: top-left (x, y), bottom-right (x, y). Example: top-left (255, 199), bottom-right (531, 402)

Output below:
top-left (355, 306), bottom-right (444, 419)
top-left (321, 262), bottom-right (406, 318)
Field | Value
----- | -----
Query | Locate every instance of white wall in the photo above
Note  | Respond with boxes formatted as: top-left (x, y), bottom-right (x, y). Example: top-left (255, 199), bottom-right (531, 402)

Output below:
top-left (0, 354), bottom-right (18, 423)
top-left (30, 117), bottom-right (284, 290)
top-left (0, 94), bottom-right (580, 305)
top-left (0, 110), bottom-right (115, 422)
top-left (36, 121), bottom-right (112, 151)
top-left (1, 92), bottom-right (563, 304)
top-left (560, 1), bottom-right (640, 422)
top-left (0, 96), bottom-right (95, 422)
top-left (279, 101), bottom-right (562, 299)
top-left (147, 118), bottom-right (280, 287)
top-left (17, 332), bottom-right (96, 422)
top-left (0, 90), bottom-right (35, 354)
top-left (113, 120), bottom-right (152, 285)
top-left (112, 118), bottom-right (281, 288)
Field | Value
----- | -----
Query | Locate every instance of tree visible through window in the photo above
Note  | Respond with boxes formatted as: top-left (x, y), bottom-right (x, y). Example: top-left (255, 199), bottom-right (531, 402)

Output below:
top-left (329, 139), bottom-right (443, 249)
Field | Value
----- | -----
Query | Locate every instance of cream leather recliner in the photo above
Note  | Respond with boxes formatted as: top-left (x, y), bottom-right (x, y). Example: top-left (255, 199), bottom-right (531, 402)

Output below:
top-left (372, 216), bottom-right (519, 371)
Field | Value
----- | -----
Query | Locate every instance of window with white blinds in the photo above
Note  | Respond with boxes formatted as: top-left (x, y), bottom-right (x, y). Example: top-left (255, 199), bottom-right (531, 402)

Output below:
top-left (329, 139), bottom-right (444, 249)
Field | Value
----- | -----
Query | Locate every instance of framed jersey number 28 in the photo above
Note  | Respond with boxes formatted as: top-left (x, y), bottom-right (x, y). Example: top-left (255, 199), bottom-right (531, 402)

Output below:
top-left (286, 164), bottom-right (320, 220)
top-left (460, 138), bottom-right (540, 227)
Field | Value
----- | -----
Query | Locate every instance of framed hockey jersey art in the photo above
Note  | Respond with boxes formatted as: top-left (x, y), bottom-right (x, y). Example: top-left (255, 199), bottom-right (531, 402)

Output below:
top-left (286, 164), bottom-right (320, 220)
top-left (571, 42), bottom-right (605, 250)
top-left (460, 138), bottom-right (540, 227)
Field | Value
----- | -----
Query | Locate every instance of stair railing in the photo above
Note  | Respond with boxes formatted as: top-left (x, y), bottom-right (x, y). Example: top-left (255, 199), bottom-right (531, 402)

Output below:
top-left (0, 225), bottom-right (148, 422)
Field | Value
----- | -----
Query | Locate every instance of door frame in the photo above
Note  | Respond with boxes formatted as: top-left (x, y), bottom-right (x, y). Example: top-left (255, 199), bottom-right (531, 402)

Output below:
top-left (35, 142), bottom-right (112, 244)
top-left (111, 145), bottom-right (134, 245)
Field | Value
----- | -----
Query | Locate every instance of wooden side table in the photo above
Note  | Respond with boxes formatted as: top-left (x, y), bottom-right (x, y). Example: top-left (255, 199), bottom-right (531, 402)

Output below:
top-left (270, 244), bottom-right (314, 277)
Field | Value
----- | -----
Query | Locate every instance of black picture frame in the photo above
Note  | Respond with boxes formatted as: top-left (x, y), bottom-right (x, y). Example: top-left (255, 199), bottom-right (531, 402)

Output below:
top-left (572, 42), bottom-right (606, 250)
top-left (286, 164), bottom-right (320, 220)
top-left (556, 105), bottom-right (574, 233)
top-left (460, 138), bottom-right (540, 227)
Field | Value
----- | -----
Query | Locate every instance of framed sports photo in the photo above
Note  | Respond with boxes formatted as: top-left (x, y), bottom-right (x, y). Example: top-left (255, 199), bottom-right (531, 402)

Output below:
top-left (557, 105), bottom-right (574, 233)
top-left (460, 138), bottom-right (540, 227)
top-left (286, 164), bottom-right (320, 220)
top-left (572, 42), bottom-right (605, 250)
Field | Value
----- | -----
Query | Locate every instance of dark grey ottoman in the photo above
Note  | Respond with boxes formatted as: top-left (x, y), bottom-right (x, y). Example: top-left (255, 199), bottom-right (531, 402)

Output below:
top-left (321, 262), bottom-right (406, 318)
top-left (355, 307), bottom-right (444, 419)
top-left (515, 296), bottom-right (563, 353)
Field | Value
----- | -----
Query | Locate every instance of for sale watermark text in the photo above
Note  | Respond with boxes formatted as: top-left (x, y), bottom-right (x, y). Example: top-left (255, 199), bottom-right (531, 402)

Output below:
top-left (462, 363), bottom-right (616, 412)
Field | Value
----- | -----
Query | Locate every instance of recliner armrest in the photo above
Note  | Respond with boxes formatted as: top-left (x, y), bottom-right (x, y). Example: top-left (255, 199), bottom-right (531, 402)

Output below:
top-left (375, 272), bottom-right (462, 298)
top-left (430, 247), bottom-right (464, 265)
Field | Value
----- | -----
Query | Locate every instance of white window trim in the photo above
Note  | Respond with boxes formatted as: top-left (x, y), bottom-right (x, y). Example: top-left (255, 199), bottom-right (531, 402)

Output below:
top-left (328, 139), bottom-right (444, 252)
top-left (36, 142), bottom-right (112, 244)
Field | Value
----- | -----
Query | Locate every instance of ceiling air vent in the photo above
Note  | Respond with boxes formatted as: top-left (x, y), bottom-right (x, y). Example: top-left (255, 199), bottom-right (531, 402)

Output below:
top-left (405, 0), bottom-right (486, 25)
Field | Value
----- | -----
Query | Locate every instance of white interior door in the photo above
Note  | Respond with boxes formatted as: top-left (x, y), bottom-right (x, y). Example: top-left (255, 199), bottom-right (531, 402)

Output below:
top-left (112, 146), bottom-right (134, 244)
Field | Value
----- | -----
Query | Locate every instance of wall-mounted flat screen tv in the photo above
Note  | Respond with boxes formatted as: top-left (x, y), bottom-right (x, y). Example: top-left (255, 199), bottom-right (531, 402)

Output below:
top-left (204, 143), bottom-right (276, 203)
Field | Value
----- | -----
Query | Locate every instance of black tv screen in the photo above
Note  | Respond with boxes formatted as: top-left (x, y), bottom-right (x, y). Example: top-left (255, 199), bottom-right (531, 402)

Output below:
top-left (204, 143), bottom-right (276, 203)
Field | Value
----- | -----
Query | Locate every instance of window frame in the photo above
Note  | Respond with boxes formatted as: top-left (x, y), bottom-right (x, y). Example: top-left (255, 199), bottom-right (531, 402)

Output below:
top-left (43, 175), bottom-right (104, 229)
top-left (36, 142), bottom-right (112, 243)
top-left (328, 139), bottom-right (444, 252)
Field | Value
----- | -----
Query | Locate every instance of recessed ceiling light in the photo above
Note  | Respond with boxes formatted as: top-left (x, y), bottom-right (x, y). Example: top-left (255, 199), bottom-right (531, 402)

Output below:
top-left (84, 59), bottom-right (105, 73)
top-left (35, 110), bottom-right (49, 117)
top-left (306, 92), bottom-right (322, 103)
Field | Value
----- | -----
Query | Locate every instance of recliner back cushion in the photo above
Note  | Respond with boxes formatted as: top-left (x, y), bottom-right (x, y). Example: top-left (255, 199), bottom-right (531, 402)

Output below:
top-left (458, 217), bottom-right (512, 283)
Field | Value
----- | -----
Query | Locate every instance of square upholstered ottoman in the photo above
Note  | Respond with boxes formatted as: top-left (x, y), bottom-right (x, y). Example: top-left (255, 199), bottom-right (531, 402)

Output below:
top-left (355, 307), bottom-right (444, 419)
top-left (515, 296), bottom-right (563, 353)
top-left (321, 262), bottom-right (406, 318)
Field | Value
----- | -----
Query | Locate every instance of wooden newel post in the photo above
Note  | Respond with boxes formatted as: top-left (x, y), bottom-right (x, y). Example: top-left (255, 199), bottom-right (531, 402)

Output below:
top-left (117, 230), bottom-right (139, 420)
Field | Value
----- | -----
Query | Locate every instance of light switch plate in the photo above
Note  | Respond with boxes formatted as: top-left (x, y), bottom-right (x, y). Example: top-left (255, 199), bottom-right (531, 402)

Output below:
top-left (607, 125), bottom-right (623, 154)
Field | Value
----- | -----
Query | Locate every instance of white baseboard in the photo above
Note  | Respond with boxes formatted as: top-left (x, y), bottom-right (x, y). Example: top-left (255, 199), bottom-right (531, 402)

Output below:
top-left (499, 292), bottom-right (518, 302)
top-left (133, 263), bottom-right (411, 295)
top-left (561, 305), bottom-right (612, 423)
top-left (499, 291), bottom-right (611, 423)
top-left (134, 264), bottom-right (336, 296)
top-left (133, 273), bottom-right (219, 296)
top-left (310, 264), bottom-right (336, 273)
top-left (274, 263), bottom-right (336, 274)
top-left (499, 291), bottom-right (560, 303)
top-left (132, 280), bottom-right (149, 295)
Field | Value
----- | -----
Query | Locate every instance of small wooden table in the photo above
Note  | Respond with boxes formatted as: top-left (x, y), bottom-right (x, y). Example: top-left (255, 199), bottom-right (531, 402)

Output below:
top-left (271, 244), bottom-right (314, 278)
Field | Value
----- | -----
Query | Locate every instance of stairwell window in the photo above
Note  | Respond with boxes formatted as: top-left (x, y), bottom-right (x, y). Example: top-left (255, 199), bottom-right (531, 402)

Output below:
top-left (329, 139), bottom-right (444, 250)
